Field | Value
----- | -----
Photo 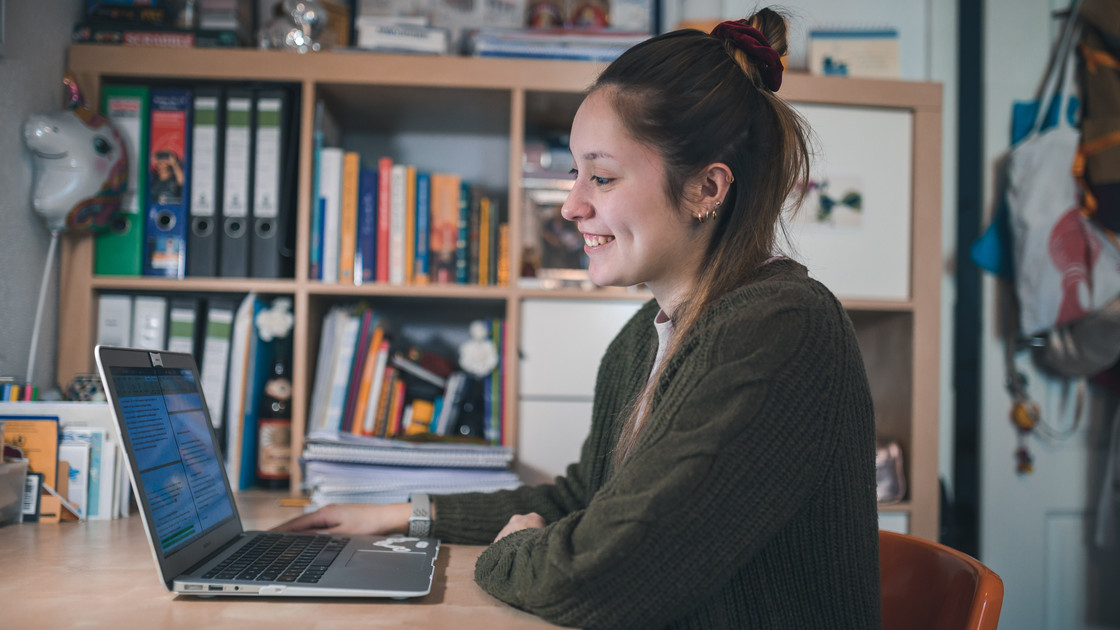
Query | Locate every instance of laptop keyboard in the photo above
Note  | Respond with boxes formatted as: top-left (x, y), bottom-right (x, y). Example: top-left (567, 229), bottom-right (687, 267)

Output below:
top-left (203, 533), bottom-right (350, 583)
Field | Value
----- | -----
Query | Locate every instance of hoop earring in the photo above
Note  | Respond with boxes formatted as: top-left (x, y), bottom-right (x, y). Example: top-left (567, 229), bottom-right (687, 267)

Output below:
top-left (696, 200), bottom-right (722, 223)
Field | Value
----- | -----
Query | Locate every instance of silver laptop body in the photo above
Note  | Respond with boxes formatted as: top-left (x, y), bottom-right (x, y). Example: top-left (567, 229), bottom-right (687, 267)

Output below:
top-left (95, 345), bottom-right (438, 597)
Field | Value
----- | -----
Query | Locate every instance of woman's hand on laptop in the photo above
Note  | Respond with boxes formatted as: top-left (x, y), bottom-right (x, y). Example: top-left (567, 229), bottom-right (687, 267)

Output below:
top-left (272, 503), bottom-right (411, 535)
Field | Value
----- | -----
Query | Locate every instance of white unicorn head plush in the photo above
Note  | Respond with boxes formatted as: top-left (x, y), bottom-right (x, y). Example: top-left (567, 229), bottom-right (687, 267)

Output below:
top-left (22, 73), bottom-right (127, 232)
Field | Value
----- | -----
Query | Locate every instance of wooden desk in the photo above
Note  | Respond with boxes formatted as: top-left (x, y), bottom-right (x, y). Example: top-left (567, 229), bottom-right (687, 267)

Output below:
top-left (0, 491), bottom-right (566, 629)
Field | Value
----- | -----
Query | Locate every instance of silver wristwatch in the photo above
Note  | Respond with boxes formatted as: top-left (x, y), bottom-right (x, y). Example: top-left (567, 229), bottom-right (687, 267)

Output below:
top-left (408, 493), bottom-right (432, 538)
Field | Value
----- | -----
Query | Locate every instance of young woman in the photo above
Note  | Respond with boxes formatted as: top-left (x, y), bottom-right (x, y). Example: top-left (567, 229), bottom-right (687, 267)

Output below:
top-left (277, 8), bottom-right (881, 628)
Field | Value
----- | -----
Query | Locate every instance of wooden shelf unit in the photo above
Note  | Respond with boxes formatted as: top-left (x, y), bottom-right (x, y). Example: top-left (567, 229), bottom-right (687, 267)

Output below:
top-left (61, 44), bottom-right (941, 540)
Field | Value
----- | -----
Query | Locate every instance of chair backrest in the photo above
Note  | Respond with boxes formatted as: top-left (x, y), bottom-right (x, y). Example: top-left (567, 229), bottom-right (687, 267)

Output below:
top-left (879, 530), bottom-right (1004, 630)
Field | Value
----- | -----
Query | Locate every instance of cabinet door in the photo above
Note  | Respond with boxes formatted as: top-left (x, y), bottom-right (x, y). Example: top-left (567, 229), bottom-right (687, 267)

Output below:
top-left (785, 104), bottom-right (913, 301)
top-left (517, 399), bottom-right (594, 484)
top-left (519, 298), bottom-right (644, 398)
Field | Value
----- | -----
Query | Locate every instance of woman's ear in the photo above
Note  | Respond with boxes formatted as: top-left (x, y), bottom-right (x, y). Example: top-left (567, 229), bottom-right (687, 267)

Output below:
top-left (697, 162), bottom-right (735, 206)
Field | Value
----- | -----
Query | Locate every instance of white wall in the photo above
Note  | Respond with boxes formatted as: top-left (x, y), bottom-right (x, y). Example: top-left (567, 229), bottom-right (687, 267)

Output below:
top-left (0, 2), bottom-right (84, 393)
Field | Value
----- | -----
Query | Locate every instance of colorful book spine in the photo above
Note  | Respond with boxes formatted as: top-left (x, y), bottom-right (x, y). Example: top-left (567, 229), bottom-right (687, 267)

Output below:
top-left (317, 147), bottom-right (344, 283)
top-left (429, 173), bottom-right (460, 284)
top-left (404, 165), bottom-right (417, 285)
top-left (389, 164), bottom-right (408, 286)
top-left (413, 171), bottom-right (431, 285)
top-left (338, 151), bottom-right (361, 284)
top-left (356, 165), bottom-right (378, 284)
top-left (455, 181), bottom-right (470, 284)
top-left (376, 157), bottom-right (393, 283)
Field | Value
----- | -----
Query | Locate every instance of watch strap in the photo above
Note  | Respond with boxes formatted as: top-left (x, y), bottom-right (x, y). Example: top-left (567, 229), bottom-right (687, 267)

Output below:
top-left (408, 493), bottom-right (431, 538)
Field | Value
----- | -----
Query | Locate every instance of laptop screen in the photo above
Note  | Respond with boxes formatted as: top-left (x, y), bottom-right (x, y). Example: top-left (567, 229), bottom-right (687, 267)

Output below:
top-left (109, 365), bottom-right (236, 555)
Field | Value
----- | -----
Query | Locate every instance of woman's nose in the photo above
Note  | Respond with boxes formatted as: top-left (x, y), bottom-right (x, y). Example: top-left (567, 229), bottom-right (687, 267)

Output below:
top-left (561, 186), bottom-right (587, 222)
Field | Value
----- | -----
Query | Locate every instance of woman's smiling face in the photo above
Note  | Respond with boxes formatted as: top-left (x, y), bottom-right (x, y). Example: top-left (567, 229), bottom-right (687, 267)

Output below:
top-left (561, 89), bottom-right (709, 308)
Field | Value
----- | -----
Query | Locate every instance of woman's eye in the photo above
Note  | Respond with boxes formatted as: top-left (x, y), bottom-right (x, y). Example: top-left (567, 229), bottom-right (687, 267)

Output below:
top-left (592, 176), bottom-right (612, 185)
top-left (568, 168), bottom-right (578, 178)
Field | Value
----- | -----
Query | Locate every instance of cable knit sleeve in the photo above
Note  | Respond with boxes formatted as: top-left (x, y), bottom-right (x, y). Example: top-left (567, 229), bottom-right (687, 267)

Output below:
top-left (471, 281), bottom-right (876, 629)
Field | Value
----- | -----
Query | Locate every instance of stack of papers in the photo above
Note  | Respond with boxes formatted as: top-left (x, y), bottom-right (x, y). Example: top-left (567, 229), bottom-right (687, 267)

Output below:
top-left (301, 430), bottom-right (519, 507)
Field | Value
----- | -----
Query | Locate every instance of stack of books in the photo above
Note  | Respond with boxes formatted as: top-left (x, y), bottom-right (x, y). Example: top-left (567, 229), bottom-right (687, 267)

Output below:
top-left (73, 0), bottom-right (252, 48)
top-left (354, 16), bottom-right (451, 55)
top-left (469, 27), bottom-right (649, 61)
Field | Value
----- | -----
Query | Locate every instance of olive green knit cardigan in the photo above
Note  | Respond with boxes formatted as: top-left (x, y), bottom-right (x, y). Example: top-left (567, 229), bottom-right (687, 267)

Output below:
top-left (432, 260), bottom-right (882, 629)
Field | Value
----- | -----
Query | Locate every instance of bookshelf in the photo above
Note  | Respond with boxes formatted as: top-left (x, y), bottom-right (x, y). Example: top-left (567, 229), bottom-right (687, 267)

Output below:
top-left (60, 45), bottom-right (942, 540)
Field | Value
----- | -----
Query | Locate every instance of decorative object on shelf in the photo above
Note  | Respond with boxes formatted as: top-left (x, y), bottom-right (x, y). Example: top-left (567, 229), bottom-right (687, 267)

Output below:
top-left (22, 74), bottom-right (127, 233)
top-left (259, 0), bottom-right (328, 53)
top-left (20, 72), bottom-right (127, 387)
top-left (875, 438), bottom-right (907, 503)
top-left (454, 320), bottom-right (499, 440)
top-left (256, 297), bottom-right (295, 487)
top-left (458, 320), bottom-right (498, 378)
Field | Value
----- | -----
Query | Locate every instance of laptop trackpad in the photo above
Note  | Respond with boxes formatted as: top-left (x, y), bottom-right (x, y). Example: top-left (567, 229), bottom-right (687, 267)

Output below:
top-left (346, 549), bottom-right (429, 572)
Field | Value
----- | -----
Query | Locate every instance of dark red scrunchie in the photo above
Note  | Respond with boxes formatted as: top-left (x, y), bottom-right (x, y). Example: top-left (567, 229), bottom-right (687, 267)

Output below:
top-left (710, 20), bottom-right (783, 92)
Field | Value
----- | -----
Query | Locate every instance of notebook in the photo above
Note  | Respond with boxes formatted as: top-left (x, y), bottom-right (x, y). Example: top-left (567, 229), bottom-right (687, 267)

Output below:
top-left (94, 345), bottom-right (439, 597)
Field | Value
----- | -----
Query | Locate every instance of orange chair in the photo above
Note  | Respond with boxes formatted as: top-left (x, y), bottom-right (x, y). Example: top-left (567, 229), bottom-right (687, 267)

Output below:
top-left (879, 530), bottom-right (1004, 630)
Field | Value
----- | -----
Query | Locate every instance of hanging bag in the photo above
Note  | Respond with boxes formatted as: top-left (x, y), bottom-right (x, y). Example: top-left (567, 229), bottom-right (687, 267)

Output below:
top-left (1006, 3), bottom-right (1120, 338)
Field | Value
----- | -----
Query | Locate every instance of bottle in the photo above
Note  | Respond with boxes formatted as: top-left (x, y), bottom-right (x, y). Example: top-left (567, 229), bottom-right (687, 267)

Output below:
top-left (257, 339), bottom-right (292, 488)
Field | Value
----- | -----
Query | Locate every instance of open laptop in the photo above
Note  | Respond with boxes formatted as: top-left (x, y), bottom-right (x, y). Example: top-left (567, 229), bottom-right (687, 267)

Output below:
top-left (95, 345), bottom-right (439, 597)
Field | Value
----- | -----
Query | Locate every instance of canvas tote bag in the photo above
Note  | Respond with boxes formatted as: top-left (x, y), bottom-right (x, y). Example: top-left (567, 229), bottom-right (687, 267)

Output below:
top-left (1007, 4), bottom-right (1120, 337)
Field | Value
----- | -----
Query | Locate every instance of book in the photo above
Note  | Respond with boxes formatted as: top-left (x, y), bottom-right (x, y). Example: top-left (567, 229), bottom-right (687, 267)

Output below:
top-left (350, 321), bottom-right (386, 435)
top-left (60, 425), bottom-right (112, 520)
top-left (0, 415), bottom-right (60, 489)
top-left (354, 19), bottom-right (451, 55)
top-left (428, 173), bottom-right (461, 283)
top-left (95, 84), bottom-right (149, 276)
top-left (308, 306), bottom-right (347, 432)
top-left (467, 186), bottom-right (482, 284)
top-left (376, 156), bottom-right (393, 283)
top-left (187, 85), bottom-right (223, 277)
top-left (371, 365), bottom-right (397, 437)
top-left (59, 442), bottom-right (91, 519)
top-left (318, 147), bottom-right (345, 283)
top-left (304, 429), bottom-right (515, 469)
top-left (470, 27), bottom-right (648, 61)
top-left (390, 347), bottom-right (454, 389)
top-left (356, 165), bottom-right (378, 284)
top-left (479, 195), bottom-right (491, 285)
top-left (338, 151), bottom-right (361, 284)
top-left (403, 165), bottom-right (417, 285)
top-left (455, 181), bottom-right (470, 283)
top-left (359, 337), bottom-right (391, 435)
top-left (322, 312), bottom-right (361, 433)
top-left (808, 29), bottom-right (900, 79)
top-left (143, 87), bottom-right (191, 278)
top-left (340, 308), bottom-right (376, 431)
top-left (413, 170), bottom-right (431, 284)
top-left (308, 99), bottom-right (340, 281)
top-left (224, 294), bottom-right (268, 490)
top-left (389, 163), bottom-right (408, 285)
top-left (72, 23), bottom-right (244, 47)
